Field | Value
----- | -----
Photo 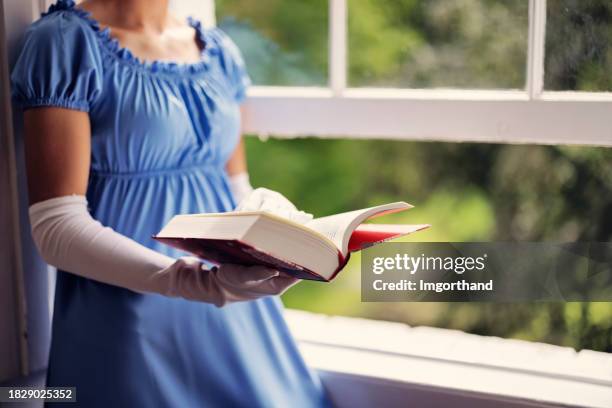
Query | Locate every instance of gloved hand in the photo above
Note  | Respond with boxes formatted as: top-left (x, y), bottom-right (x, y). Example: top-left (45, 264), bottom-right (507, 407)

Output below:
top-left (29, 195), bottom-right (299, 308)
top-left (236, 187), bottom-right (313, 224)
top-left (160, 257), bottom-right (299, 307)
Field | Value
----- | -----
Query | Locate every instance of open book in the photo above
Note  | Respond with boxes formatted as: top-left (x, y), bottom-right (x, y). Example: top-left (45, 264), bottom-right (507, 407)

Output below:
top-left (154, 202), bottom-right (429, 281)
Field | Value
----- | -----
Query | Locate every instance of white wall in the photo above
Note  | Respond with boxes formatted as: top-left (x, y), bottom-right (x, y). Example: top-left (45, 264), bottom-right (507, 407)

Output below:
top-left (0, 0), bottom-right (52, 384)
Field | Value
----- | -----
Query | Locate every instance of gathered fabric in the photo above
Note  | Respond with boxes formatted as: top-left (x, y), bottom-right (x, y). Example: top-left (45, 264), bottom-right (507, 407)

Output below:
top-left (11, 1), bottom-right (329, 406)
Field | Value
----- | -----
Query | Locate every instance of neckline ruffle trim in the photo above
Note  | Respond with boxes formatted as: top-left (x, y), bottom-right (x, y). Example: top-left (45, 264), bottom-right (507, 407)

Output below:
top-left (44, 0), bottom-right (218, 76)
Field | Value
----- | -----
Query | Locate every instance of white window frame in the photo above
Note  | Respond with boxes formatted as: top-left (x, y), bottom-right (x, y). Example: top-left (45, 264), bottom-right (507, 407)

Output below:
top-left (242, 0), bottom-right (612, 147)
top-left (285, 310), bottom-right (612, 408)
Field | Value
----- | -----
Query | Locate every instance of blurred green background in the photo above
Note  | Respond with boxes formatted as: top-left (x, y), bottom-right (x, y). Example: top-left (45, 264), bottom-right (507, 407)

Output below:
top-left (216, 0), bottom-right (612, 352)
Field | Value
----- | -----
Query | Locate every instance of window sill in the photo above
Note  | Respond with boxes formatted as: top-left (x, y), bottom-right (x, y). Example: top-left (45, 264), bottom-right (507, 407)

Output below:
top-left (284, 309), bottom-right (612, 408)
top-left (243, 87), bottom-right (612, 146)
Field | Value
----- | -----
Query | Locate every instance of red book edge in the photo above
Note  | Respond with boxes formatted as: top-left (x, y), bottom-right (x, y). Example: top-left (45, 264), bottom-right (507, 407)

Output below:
top-left (347, 224), bottom-right (431, 252)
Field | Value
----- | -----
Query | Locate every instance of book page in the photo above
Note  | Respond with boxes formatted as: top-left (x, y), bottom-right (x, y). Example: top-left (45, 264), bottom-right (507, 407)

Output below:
top-left (305, 202), bottom-right (411, 255)
top-left (305, 209), bottom-right (368, 249)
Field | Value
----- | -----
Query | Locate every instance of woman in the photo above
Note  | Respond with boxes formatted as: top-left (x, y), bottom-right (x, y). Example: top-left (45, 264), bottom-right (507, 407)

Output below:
top-left (11, 0), bottom-right (330, 406)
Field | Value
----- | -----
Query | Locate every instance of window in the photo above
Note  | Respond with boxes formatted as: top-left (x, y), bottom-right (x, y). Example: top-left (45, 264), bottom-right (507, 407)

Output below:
top-left (217, 0), bottom-right (612, 355)
top-left (347, 0), bottom-right (529, 89)
top-left (545, 0), bottom-right (612, 91)
top-left (244, 137), bottom-right (612, 354)
top-left (218, 0), bottom-right (612, 146)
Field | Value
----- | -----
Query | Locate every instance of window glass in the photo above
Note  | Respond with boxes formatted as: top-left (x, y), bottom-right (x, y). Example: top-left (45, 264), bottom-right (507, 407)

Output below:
top-left (216, 0), bottom-right (328, 86)
top-left (244, 136), bottom-right (612, 352)
top-left (545, 0), bottom-right (612, 91)
top-left (348, 0), bottom-right (529, 89)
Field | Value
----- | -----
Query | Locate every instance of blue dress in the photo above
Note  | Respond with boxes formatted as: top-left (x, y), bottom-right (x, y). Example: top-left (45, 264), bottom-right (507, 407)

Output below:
top-left (11, 1), bottom-right (329, 407)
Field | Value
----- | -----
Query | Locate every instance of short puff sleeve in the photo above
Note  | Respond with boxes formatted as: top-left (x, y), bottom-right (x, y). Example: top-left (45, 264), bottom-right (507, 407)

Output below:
top-left (11, 12), bottom-right (103, 112)
top-left (210, 28), bottom-right (252, 103)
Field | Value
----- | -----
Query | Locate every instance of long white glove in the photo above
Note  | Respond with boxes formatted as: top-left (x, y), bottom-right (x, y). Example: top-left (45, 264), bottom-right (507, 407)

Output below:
top-left (29, 195), bottom-right (298, 307)
top-left (229, 172), bottom-right (313, 224)
top-left (228, 172), bottom-right (254, 203)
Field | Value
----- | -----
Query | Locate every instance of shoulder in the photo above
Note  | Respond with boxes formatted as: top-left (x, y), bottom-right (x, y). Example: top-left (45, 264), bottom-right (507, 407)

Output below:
top-left (204, 27), bottom-right (251, 101)
top-left (10, 3), bottom-right (105, 111)
top-left (24, 5), bottom-right (99, 52)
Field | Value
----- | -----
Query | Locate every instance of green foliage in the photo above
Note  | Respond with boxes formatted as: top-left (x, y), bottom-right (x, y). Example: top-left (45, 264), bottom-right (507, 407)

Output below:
top-left (219, 1), bottom-right (612, 352)
top-left (546, 0), bottom-right (612, 91)
top-left (348, 0), bottom-right (528, 88)
top-left (347, 0), bottom-right (423, 86)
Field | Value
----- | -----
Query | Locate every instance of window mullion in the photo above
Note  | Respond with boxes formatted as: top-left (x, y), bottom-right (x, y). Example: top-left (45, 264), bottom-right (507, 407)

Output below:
top-left (526, 0), bottom-right (547, 99)
top-left (329, 0), bottom-right (347, 96)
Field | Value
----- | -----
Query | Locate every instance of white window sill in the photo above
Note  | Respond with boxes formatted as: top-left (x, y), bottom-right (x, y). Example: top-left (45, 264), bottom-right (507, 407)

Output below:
top-left (243, 87), bottom-right (612, 146)
top-left (284, 309), bottom-right (612, 408)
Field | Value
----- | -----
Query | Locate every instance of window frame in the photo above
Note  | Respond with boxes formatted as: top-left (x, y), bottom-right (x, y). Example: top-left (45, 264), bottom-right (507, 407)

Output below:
top-left (285, 309), bottom-right (612, 408)
top-left (240, 0), bottom-right (612, 147)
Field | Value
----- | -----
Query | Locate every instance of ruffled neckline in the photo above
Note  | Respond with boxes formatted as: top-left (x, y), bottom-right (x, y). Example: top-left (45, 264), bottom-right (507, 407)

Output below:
top-left (44, 0), bottom-right (218, 76)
